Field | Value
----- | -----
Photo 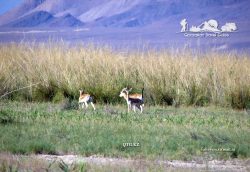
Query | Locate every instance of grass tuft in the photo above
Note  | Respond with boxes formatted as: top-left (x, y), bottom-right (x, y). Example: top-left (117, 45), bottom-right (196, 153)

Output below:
top-left (0, 43), bottom-right (250, 108)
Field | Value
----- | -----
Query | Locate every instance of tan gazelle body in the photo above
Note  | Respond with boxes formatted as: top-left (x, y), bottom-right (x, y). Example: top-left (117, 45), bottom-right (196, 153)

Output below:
top-left (119, 87), bottom-right (144, 113)
top-left (79, 90), bottom-right (96, 110)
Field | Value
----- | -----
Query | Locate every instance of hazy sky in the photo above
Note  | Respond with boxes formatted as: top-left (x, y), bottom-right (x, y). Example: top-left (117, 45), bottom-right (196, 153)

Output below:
top-left (0, 0), bottom-right (23, 15)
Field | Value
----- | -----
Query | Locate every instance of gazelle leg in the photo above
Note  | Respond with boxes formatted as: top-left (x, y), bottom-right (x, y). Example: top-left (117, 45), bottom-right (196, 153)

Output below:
top-left (85, 102), bottom-right (88, 109)
top-left (140, 105), bottom-right (143, 113)
top-left (90, 102), bottom-right (96, 110)
top-left (133, 105), bottom-right (136, 112)
top-left (81, 102), bottom-right (85, 109)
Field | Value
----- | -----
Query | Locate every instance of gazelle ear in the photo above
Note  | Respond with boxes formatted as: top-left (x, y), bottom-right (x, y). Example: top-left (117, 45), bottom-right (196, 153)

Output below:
top-left (128, 88), bottom-right (132, 92)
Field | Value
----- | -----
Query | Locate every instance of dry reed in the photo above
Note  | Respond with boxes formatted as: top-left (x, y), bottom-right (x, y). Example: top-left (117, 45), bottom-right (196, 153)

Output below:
top-left (0, 42), bottom-right (249, 108)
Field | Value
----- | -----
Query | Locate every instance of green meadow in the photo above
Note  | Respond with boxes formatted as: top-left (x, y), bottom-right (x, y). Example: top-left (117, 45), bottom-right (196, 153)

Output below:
top-left (0, 101), bottom-right (249, 160)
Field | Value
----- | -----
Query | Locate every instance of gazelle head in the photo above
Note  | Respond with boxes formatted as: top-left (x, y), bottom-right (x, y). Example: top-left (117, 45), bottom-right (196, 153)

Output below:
top-left (119, 87), bottom-right (132, 98)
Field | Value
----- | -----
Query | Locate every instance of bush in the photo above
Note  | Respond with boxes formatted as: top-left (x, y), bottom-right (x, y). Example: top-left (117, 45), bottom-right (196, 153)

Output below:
top-left (30, 141), bottom-right (57, 155)
top-left (52, 91), bottom-right (65, 103)
top-left (229, 87), bottom-right (250, 109)
top-left (0, 110), bottom-right (14, 125)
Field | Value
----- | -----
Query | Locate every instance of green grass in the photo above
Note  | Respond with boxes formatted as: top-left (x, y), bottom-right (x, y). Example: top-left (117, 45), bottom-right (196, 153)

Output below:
top-left (0, 101), bottom-right (249, 161)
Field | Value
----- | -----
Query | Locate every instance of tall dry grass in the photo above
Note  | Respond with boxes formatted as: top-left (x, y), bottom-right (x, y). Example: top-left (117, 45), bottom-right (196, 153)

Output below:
top-left (0, 42), bottom-right (249, 108)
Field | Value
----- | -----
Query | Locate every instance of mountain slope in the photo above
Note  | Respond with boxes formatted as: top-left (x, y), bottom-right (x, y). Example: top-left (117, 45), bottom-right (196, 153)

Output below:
top-left (0, 0), bottom-right (45, 25)
top-left (78, 0), bottom-right (144, 22)
top-left (0, 0), bottom-right (108, 27)
top-left (5, 11), bottom-right (53, 27)
top-left (49, 14), bottom-right (84, 27)
top-left (4, 11), bottom-right (84, 27)
top-left (91, 0), bottom-right (250, 27)
top-left (0, 0), bottom-right (249, 28)
top-left (30, 0), bottom-right (109, 17)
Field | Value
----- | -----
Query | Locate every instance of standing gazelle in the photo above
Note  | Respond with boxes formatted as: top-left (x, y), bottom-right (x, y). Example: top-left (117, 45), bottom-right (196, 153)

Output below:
top-left (79, 90), bottom-right (96, 110)
top-left (119, 87), bottom-right (144, 113)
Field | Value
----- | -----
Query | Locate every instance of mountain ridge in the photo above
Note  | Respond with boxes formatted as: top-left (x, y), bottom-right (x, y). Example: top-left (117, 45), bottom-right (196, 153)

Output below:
top-left (3, 11), bottom-right (84, 27)
top-left (0, 0), bottom-right (249, 28)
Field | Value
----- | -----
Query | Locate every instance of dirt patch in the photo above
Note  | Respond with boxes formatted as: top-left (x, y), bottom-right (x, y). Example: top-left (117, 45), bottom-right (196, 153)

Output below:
top-left (0, 154), bottom-right (249, 171)
top-left (35, 155), bottom-right (249, 171)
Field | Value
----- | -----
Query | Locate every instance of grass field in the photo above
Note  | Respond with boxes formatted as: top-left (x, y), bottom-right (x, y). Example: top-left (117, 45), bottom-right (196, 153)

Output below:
top-left (0, 43), bottom-right (250, 171)
top-left (0, 43), bottom-right (250, 108)
top-left (0, 101), bottom-right (249, 161)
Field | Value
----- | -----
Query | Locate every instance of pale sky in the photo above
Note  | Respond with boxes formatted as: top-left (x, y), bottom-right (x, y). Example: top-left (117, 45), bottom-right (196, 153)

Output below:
top-left (0, 0), bottom-right (23, 15)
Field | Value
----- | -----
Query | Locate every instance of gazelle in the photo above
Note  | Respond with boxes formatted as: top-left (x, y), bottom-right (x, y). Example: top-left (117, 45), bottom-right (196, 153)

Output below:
top-left (79, 89), bottom-right (96, 110)
top-left (119, 87), bottom-right (144, 113)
